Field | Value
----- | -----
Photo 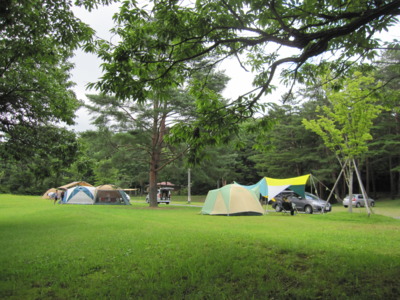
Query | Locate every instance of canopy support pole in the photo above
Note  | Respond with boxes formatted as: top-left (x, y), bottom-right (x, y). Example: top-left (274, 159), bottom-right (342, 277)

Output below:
top-left (321, 163), bottom-right (346, 213)
top-left (310, 175), bottom-right (319, 198)
top-left (353, 159), bottom-right (373, 217)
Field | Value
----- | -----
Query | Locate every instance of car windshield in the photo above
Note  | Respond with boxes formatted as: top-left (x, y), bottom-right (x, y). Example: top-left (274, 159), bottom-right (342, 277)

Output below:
top-left (306, 193), bottom-right (319, 200)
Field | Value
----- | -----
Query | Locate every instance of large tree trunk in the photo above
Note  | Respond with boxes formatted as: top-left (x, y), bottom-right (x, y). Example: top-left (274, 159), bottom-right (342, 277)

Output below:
top-left (148, 165), bottom-right (158, 207)
top-left (148, 100), bottom-right (167, 207)
top-left (148, 125), bottom-right (161, 207)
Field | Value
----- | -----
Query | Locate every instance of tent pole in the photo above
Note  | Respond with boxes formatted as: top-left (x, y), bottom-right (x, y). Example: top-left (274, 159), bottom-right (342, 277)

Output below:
top-left (310, 175), bottom-right (318, 197)
top-left (322, 164), bottom-right (346, 213)
top-left (353, 159), bottom-right (372, 217)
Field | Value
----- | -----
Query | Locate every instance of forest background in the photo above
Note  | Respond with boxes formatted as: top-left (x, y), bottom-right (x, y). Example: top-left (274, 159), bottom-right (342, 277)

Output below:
top-left (1, 1), bottom-right (400, 202)
top-left (2, 47), bottom-right (399, 200)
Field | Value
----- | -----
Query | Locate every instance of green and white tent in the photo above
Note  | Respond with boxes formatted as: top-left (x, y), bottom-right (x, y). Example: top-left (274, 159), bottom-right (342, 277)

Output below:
top-left (201, 184), bottom-right (264, 216)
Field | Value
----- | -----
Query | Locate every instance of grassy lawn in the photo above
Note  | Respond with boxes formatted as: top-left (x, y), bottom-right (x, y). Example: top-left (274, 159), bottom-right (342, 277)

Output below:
top-left (0, 194), bottom-right (399, 299)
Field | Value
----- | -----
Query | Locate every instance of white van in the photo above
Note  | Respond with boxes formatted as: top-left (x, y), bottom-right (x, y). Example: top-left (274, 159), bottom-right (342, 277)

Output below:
top-left (145, 187), bottom-right (173, 204)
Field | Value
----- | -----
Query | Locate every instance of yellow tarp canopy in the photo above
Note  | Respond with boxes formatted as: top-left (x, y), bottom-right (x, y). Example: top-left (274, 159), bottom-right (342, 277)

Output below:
top-left (265, 174), bottom-right (310, 200)
top-left (265, 174), bottom-right (310, 186)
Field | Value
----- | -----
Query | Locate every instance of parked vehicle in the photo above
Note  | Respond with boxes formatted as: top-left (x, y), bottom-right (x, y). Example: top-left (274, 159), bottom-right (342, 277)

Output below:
top-left (272, 191), bottom-right (332, 214)
top-left (343, 194), bottom-right (375, 208)
top-left (145, 187), bottom-right (172, 204)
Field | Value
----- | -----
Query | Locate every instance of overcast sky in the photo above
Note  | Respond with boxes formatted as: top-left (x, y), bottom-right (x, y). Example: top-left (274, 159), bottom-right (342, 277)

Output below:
top-left (69, 3), bottom-right (288, 131)
top-left (69, 4), bottom-right (400, 132)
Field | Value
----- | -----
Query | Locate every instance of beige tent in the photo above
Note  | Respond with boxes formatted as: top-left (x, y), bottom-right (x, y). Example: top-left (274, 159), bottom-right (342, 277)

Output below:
top-left (57, 181), bottom-right (93, 190)
top-left (94, 185), bottom-right (131, 205)
top-left (42, 188), bottom-right (57, 199)
top-left (201, 184), bottom-right (264, 216)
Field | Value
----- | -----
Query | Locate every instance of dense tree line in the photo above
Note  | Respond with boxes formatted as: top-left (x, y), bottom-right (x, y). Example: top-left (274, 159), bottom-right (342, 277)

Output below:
top-left (1, 0), bottom-right (399, 203)
top-left (1, 50), bottom-right (399, 200)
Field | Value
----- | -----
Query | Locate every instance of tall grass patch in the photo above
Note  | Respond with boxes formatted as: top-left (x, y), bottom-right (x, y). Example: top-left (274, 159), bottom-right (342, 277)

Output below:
top-left (1, 195), bottom-right (399, 299)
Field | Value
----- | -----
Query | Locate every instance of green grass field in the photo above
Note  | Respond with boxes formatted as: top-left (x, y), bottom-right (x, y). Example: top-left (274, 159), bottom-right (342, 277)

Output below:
top-left (1, 194), bottom-right (399, 299)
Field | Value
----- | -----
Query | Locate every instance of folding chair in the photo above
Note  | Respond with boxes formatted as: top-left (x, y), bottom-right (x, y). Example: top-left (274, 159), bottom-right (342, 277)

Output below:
top-left (280, 200), bottom-right (297, 216)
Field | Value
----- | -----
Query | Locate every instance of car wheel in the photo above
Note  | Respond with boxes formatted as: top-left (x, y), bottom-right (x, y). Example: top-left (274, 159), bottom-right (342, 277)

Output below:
top-left (370, 201), bottom-right (375, 207)
top-left (343, 205), bottom-right (348, 208)
top-left (166, 202), bottom-right (170, 205)
top-left (275, 206), bottom-right (282, 212)
top-left (356, 202), bottom-right (361, 208)
top-left (304, 205), bottom-right (313, 214)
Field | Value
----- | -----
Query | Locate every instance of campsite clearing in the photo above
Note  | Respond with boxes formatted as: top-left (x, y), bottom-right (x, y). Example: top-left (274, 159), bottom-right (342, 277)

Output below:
top-left (0, 194), bottom-right (399, 299)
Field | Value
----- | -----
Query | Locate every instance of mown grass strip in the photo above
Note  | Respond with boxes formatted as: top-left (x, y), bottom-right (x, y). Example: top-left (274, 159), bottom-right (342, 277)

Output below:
top-left (0, 195), bottom-right (399, 299)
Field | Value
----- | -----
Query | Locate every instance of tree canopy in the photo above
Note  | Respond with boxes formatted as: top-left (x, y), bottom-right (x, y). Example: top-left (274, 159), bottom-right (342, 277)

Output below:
top-left (303, 71), bottom-right (384, 160)
top-left (86, 65), bottom-right (230, 206)
top-left (91, 0), bottom-right (400, 162)
top-left (94, 0), bottom-right (399, 104)
top-left (0, 0), bottom-right (114, 156)
top-left (303, 70), bottom-right (384, 214)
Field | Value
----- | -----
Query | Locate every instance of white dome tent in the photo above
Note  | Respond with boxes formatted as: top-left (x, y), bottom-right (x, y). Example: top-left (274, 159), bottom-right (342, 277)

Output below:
top-left (62, 186), bottom-right (96, 205)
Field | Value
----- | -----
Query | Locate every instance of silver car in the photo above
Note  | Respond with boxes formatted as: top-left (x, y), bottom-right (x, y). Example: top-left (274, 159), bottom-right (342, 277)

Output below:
top-left (343, 194), bottom-right (375, 208)
top-left (274, 191), bottom-right (332, 214)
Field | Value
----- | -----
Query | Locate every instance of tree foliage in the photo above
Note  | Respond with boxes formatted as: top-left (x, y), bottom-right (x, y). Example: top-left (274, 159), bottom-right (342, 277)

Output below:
top-left (369, 46), bottom-right (400, 197)
top-left (302, 70), bottom-right (385, 213)
top-left (91, 0), bottom-right (400, 163)
top-left (303, 71), bottom-right (384, 160)
top-left (96, 0), bottom-right (400, 98)
top-left (0, 0), bottom-right (114, 158)
top-left (0, 126), bottom-right (80, 193)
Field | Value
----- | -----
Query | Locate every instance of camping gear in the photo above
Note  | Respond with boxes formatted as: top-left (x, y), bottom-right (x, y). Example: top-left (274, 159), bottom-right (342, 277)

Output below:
top-left (201, 184), bottom-right (264, 216)
top-left (62, 186), bottom-right (96, 204)
top-left (94, 185), bottom-right (131, 205)
top-left (42, 188), bottom-right (58, 199)
top-left (277, 197), bottom-right (297, 215)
